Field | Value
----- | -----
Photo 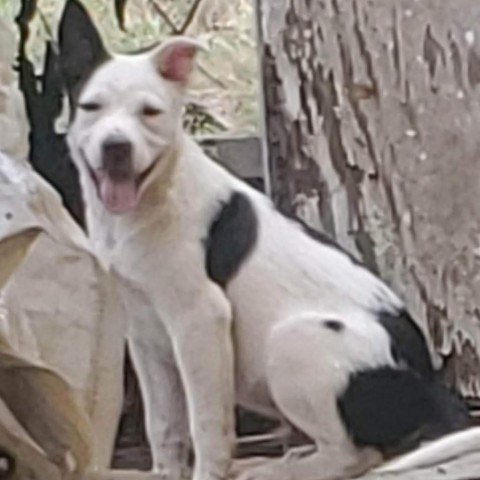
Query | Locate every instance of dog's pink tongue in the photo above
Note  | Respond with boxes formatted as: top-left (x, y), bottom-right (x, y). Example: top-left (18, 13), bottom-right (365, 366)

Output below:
top-left (99, 176), bottom-right (138, 214)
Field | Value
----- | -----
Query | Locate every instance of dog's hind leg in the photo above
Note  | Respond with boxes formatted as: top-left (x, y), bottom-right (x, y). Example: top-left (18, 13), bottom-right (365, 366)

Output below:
top-left (236, 315), bottom-right (383, 480)
top-left (128, 335), bottom-right (191, 479)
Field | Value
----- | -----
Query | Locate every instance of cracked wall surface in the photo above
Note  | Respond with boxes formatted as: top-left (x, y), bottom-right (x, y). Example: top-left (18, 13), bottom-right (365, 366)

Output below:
top-left (258, 0), bottom-right (480, 397)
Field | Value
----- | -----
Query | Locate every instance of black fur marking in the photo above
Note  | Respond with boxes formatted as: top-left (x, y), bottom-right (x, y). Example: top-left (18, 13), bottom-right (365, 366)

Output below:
top-left (205, 192), bottom-right (258, 287)
top-left (58, 0), bottom-right (110, 109)
top-left (378, 310), bottom-right (434, 379)
top-left (337, 367), bottom-right (469, 455)
top-left (323, 320), bottom-right (345, 332)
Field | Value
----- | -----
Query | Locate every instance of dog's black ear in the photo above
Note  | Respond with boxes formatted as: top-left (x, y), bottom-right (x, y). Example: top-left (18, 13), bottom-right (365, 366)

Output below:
top-left (151, 37), bottom-right (206, 86)
top-left (58, 0), bottom-right (109, 101)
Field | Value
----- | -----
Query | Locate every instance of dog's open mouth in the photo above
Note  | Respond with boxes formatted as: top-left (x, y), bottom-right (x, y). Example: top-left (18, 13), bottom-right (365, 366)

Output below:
top-left (86, 160), bottom-right (157, 215)
top-left (96, 170), bottom-right (139, 214)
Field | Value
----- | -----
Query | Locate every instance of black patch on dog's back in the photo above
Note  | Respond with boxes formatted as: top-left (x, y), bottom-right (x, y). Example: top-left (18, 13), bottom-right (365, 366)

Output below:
top-left (337, 367), bottom-right (469, 455)
top-left (205, 192), bottom-right (258, 287)
top-left (378, 310), bottom-right (434, 379)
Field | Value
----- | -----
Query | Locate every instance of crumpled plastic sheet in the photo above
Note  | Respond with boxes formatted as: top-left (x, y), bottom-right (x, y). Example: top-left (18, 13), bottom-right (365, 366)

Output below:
top-left (0, 151), bottom-right (126, 479)
top-left (0, 18), bottom-right (29, 162)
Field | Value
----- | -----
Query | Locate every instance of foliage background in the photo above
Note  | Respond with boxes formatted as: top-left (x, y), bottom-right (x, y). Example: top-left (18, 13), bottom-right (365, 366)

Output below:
top-left (0, 0), bottom-right (259, 134)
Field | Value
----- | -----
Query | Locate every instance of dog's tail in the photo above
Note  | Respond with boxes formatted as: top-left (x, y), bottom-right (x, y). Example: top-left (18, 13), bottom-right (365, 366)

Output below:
top-left (374, 426), bottom-right (480, 473)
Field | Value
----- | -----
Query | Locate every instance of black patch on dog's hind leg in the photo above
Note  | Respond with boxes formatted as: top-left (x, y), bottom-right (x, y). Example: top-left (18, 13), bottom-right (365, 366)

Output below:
top-left (378, 309), bottom-right (434, 379)
top-left (337, 366), bottom-right (469, 456)
top-left (205, 192), bottom-right (259, 287)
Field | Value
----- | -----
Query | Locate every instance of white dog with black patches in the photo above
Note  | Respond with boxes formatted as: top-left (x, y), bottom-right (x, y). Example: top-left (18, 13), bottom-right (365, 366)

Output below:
top-left (61, 2), bottom-right (480, 479)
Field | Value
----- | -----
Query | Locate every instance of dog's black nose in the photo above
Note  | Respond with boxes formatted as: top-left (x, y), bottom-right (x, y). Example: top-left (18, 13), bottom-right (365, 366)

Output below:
top-left (102, 138), bottom-right (132, 163)
top-left (101, 138), bottom-right (133, 180)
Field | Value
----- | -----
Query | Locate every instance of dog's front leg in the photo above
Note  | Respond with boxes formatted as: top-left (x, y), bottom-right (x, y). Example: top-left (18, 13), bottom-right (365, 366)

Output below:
top-left (164, 283), bottom-right (235, 480)
top-left (128, 335), bottom-right (190, 479)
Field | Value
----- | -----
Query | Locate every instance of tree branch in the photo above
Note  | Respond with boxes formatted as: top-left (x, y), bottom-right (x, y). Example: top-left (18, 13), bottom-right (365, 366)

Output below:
top-left (197, 63), bottom-right (227, 89)
top-left (179, 0), bottom-right (204, 34)
top-left (148, 0), bottom-right (179, 33)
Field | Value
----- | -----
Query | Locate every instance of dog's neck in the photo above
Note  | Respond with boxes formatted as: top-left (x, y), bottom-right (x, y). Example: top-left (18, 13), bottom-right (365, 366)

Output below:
top-left (81, 134), bottom-right (234, 262)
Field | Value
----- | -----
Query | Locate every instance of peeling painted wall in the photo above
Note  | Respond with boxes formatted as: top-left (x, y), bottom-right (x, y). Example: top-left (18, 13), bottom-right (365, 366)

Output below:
top-left (258, 0), bottom-right (480, 397)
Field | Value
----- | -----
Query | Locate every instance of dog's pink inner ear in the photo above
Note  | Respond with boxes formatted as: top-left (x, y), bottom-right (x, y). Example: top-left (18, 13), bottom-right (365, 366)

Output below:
top-left (156, 43), bottom-right (197, 85)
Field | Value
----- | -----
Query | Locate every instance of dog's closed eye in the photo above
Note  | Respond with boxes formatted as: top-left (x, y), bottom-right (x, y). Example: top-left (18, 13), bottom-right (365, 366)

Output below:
top-left (141, 105), bottom-right (164, 117)
top-left (79, 101), bottom-right (102, 112)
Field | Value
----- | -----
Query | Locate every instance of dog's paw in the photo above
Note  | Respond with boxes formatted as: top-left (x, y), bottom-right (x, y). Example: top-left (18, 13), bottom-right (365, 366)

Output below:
top-left (153, 464), bottom-right (191, 480)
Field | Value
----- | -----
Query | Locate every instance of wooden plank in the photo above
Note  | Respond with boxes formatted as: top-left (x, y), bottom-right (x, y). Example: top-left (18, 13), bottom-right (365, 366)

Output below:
top-left (84, 471), bottom-right (161, 480)
top-left (197, 135), bottom-right (264, 179)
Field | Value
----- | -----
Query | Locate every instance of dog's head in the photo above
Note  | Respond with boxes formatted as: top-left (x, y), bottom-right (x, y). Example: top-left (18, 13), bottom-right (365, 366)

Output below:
top-left (60, 1), bottom-right (203, 215)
